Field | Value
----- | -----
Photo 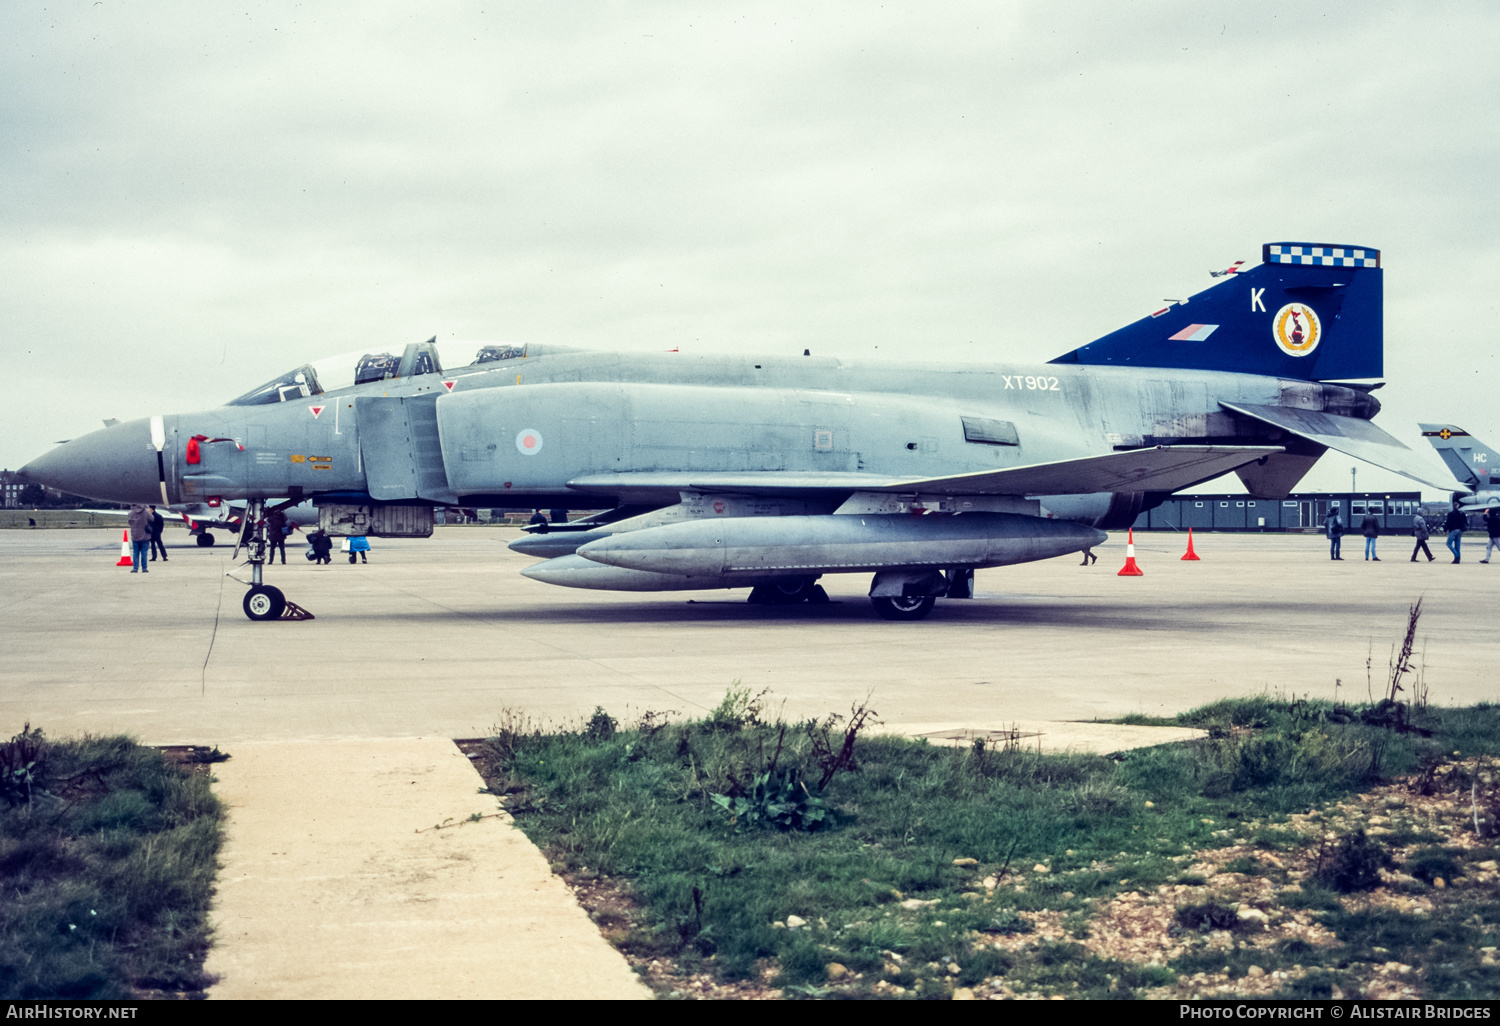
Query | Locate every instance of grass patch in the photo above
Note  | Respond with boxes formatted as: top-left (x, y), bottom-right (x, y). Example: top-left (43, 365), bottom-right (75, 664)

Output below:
top-left (0, 727), bottom-right (224, 999)
top-left (473, 694), bottom-right (1500, 999)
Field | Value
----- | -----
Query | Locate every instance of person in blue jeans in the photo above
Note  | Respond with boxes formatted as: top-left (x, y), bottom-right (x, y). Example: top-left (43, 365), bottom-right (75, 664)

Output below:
top-left (1361, 511), bottom-right (1381, 561)
top-left (1444, 505), bottom-right (1468, 563)
top-left (127, 504), bottom-right (152, 572)
top-left (1324, 508), bottom-right (1344, 560)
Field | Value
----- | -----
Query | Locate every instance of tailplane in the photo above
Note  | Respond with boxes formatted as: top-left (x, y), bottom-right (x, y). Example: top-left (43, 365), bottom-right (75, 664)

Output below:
top-left (1052, 243), bottom-right (1382, 381)
top-left (1420, 425), bottom-right (1499, 504)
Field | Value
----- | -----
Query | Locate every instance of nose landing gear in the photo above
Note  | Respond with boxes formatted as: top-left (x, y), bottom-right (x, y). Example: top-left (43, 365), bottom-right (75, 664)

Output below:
top-left (235, 499), bottom-right (314, 621)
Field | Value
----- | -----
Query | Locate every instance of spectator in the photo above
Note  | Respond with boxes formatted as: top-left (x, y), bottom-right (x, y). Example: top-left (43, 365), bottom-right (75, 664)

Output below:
top-left (265, 508), bottom-right (288, 564)
top-left (1410, 512), bottom-right (1435, 563)
top-left (308, 528), bottom-right (334, 565)
top-left (1360, 509), bottom-right (1380, 561)
top-left (1483, 507), bottom-right (1500, 564)
top-left (1444, 504), bottom-right (1468, 563)
top-left (148, 505), bottom-right (168, 562)
top-left (126, 504), bottom-right (151, 573)
top-left (1323, 507), bottom-right (1344, 561)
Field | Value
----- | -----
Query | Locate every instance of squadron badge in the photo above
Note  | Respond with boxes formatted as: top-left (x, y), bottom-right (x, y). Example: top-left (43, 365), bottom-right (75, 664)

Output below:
top-left (1272, 303), bottom-right (1321, 357)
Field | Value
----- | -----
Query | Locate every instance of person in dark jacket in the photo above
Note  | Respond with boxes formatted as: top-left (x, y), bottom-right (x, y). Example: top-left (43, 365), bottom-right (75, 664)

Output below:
top-left (1482, 507), bottom-right (1500, 564)
top-left (308, 528), bottom-right (334, 565)
top-left (1360, 511), bottom-right (1381, 561)
top-left (147, 505), bottom-right (168, 562)
top-left (1324, 508), bottom-right (1344, 560)
top-left (1411, 513), bottom-right (1435, 562)
top-left (126, 504), bottom-right (151, 573)
top-left (264, 508), bottom-right (289, 564)
top-left (1362, 510), bottom-right (1380, 561)
top-left (1444, 504), bottom-right (1469, 563)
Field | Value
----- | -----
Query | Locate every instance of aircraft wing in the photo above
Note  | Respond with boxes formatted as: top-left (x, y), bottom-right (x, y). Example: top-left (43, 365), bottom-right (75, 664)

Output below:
top-left (566, 446), bottom-right (1282, 500)
top-left (565, 472), bottom-right (895, 501)
top-left (872, 445), bottom-right (1283, 496)
top-left (1222, 403), bottom-right (1461, 492)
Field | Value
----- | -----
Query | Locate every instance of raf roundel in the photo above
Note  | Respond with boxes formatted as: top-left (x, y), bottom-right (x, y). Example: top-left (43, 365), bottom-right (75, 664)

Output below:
top-left (1272, 303), bottom-right (1321, 358)
top-left (515, 428), bottom-right (544, 456)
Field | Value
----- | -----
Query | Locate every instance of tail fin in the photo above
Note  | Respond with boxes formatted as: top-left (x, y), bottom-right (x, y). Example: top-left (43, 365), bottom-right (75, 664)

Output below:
top-left (1051, 242), bottom-right (1382, 381)
top-left (1419, 424), bottom-right (1496, 490)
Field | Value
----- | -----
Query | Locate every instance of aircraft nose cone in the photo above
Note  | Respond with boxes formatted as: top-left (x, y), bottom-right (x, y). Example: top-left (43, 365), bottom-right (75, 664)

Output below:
top-left (20, 419), bottom-right (162, 504)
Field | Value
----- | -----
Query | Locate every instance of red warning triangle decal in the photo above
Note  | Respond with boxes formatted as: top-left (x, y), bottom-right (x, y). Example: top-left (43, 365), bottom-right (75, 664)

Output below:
top-left (443, 380), bottom-right (456, 392)
top-left (310, 406), bottom-right (325, 419)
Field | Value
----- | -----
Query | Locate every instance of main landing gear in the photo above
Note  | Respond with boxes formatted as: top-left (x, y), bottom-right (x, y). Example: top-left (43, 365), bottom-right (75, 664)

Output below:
top-left (235, 498), bottom-right (313, 622)
top-left (195, 531), bottom-right (216, 547)
top-left (870, 594), bottom-right (937, 621)
top-left (746, 576), bottom-right (830, 606)
top-left (866, 568), bottom-right (973, 621)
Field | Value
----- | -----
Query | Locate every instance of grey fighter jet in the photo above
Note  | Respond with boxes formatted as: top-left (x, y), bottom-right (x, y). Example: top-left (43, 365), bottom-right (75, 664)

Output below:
top-left (21, 243), bottom-right (1458, 621)
top-left (1421, 424), bottom-right (1500, 511)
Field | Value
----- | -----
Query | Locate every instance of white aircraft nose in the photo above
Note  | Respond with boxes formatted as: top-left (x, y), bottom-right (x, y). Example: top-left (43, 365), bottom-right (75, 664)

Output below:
top-left (20, 418), bottom-right (163, 504)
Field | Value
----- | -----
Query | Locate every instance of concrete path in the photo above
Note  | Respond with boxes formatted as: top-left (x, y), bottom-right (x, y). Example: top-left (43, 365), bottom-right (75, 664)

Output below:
top-left (203, 737), bottom-right (649, 1000)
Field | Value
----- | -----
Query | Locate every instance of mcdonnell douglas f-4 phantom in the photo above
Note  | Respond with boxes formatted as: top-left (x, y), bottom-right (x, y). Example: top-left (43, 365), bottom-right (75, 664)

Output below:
top-left (21, 241), bottom-right (1458, 621)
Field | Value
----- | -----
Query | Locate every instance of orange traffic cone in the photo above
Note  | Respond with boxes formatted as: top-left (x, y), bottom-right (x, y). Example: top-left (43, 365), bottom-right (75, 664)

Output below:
top-left (115, 530), bottom-right (134, 567)
top-left (1181, 527), bottom-right (1201, 561)
top-left (1117, 529), bottom-right (1144, 576)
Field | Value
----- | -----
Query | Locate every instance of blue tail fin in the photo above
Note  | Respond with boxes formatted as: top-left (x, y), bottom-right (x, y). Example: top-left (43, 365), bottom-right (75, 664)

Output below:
top-left (1051, 242), bottom-right (1382, 381)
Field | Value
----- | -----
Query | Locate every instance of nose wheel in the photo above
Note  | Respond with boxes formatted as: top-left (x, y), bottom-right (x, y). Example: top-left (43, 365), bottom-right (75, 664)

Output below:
top-left (243, 584), bottom-right (286, 620)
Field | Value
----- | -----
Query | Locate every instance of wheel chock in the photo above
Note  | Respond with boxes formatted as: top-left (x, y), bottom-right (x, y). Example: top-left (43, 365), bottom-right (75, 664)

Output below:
top-left (280, 600), bottom-right (316, 621)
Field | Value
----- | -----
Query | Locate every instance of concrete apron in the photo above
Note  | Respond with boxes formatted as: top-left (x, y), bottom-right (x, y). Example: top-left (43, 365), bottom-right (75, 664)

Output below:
top-left (890, 721), bottom-right (1206, 753)
top-left (204, 737), bottom-right (649, 1000)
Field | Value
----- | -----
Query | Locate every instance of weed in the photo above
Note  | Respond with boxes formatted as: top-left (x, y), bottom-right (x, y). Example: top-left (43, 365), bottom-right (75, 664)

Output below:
top-left (803, 696), bottom-right (878, 791)
top-left (1407, 846), bottom-right (1465, 885)
top-left (1175, 901), bottom-right (1243, 933)
top-left (712, 767), bottom-right (829, 833)
top-left (707, 683), bottom-right (767, 732)
top-left (586, 707), bottom-right (618, 742)
top-left (1314, 829), bottom-right (1394, 892)
top-left (1, 723), bottom-right (49, 808)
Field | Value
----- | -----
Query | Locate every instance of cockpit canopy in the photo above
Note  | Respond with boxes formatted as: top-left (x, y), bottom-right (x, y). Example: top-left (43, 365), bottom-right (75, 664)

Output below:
top-left (227, 338), bottom-right (538, 406)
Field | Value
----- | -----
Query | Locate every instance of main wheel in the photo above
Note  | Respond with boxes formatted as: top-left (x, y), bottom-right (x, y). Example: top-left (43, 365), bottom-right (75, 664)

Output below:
top-left (870, 594), bottom-right (936, 621)
top-left (748, 577), bottom-right (819, 605)
top-left (196, 532), bottom-right (216, 547)
top-left (243, 584), bottom-right (286, 621)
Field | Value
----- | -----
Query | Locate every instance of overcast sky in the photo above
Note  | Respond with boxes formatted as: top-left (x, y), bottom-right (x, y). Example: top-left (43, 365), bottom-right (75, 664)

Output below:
top-left (4, 1), bottom-right (1497, 497)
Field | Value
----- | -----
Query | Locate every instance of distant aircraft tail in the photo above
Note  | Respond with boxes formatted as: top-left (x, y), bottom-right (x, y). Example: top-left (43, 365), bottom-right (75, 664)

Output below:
top-left (1420, 424), bottom-right (1497, 493)
top-left (1051, 242), bottom-right (1382, 381)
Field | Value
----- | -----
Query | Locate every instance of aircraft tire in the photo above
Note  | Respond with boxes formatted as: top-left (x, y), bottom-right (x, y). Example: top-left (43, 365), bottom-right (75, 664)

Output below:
top-left (748, 578), bottom-right (819, 604)
top-left (243, 584), bottom-right (286, 621)
top-left (870, 594), bottom-right (936, 621)
top-left (196, 533), bottom-right (216, 547)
